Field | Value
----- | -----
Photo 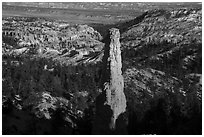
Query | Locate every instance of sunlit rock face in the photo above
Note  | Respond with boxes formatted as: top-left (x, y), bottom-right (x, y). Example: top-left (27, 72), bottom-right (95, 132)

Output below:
top-left (92, 28), bottom-right (127, 134)
top-left (104, 28), bottom-right (126, 129)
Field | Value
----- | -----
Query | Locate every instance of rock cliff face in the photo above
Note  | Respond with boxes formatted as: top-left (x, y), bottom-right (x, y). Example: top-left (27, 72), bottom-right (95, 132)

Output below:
top-left (92, 28), bottom-right (127, 134)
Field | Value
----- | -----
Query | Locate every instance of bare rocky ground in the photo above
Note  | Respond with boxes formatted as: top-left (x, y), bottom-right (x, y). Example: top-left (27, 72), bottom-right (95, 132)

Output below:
top-left (2, 2), bottom-right (202, 135)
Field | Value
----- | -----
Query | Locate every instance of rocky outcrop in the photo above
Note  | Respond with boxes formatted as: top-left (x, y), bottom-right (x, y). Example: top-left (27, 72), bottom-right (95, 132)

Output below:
top-left (103, 28), bottom-right (126, 129)
top-left (121, 8), bottom-right (202, 46)
top-left (2, 17), bottom-right (105, 65)
top-left (121, 8), bottom-right (202, 76)
top-left (92, 28), bottom-right (127, 134)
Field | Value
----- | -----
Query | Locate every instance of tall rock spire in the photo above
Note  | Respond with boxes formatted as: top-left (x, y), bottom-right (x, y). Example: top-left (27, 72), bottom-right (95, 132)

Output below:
top-left (92, 28), bottom-right (127, 134)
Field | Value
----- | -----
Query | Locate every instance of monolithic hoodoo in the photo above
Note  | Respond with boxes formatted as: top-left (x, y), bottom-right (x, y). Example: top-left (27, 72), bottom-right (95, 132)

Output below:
top-left (92, 28), bottom-right (127, 134)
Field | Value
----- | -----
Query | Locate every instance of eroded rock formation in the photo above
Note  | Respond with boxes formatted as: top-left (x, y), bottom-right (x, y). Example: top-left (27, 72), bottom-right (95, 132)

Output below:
top-left (92, 28), bottom-right (127, 134)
